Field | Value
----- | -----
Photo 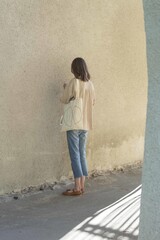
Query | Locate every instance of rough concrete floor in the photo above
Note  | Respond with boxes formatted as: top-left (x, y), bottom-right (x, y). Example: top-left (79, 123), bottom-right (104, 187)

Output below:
top-left (0, 167), bottom-right (142, 240)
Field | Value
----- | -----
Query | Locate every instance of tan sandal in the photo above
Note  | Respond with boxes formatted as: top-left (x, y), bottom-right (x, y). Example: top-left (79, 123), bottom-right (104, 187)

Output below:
top-left (62, 189), bottom-right (82, 196)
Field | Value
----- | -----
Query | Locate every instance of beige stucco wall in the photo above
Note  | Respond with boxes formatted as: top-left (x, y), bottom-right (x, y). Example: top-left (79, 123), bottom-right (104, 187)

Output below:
top-left (0, 0), bottom-right (147, 194)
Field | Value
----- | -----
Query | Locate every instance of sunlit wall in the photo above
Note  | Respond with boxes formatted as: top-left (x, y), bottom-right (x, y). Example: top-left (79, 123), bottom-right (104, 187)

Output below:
top-left (0, 0), bottom-right (147, 194)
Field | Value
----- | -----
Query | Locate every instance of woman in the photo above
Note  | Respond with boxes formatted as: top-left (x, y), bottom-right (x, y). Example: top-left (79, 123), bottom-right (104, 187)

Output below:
top-left (60, 57), bottom-right (95, 196)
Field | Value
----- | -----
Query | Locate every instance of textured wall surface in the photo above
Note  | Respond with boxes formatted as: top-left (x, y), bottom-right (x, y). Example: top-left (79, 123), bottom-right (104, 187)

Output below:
top-left (139, 1), bottom-right (160, 239)
top-left (0, 0), bottom-right (147, 194)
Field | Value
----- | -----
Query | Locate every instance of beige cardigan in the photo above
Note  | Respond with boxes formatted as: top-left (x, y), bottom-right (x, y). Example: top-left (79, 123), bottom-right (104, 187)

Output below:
top-left (60, 78), bottom-right (95, 130)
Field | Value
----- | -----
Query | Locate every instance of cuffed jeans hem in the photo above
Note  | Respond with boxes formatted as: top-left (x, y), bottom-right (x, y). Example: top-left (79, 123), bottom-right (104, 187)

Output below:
top-left (73, 173), bottom-right (88, 178)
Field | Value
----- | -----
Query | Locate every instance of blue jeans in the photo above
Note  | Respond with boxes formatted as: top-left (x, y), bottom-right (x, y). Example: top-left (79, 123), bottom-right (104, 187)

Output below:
top-left (67, 130), bottom-right (88, 178)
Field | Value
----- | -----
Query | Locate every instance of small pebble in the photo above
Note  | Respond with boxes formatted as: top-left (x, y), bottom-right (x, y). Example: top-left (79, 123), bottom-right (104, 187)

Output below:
top-left (13, 196), bottom-right (18, 200)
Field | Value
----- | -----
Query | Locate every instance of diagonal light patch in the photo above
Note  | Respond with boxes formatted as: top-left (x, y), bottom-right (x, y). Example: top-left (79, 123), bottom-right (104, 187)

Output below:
top-left (60, 185), bottom-right (141, 240)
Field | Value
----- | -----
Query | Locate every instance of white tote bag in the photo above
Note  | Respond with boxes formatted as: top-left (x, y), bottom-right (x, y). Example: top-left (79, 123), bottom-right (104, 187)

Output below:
top-left (60, 98), bottom-right (83, 132)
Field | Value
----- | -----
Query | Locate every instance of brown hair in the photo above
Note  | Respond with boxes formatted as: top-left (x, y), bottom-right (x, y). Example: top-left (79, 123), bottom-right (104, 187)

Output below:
top-left (71, 57), bottom-right (90, 82)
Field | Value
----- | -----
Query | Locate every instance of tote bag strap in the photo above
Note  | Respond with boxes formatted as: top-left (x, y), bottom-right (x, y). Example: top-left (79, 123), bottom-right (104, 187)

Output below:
top-left (74, 78), bottom-right (80, 100)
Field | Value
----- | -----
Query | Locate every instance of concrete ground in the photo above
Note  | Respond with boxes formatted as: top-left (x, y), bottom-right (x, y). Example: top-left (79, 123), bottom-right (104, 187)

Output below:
top-left (0, 166), bottom-right (142, 240)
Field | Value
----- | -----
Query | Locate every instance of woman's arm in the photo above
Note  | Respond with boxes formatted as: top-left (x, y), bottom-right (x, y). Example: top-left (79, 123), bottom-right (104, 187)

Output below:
top-left (60, 79), bottom-right (75, 104)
